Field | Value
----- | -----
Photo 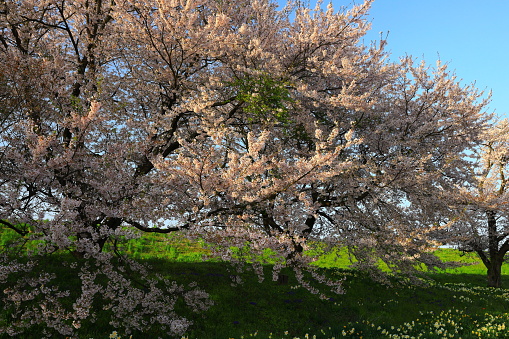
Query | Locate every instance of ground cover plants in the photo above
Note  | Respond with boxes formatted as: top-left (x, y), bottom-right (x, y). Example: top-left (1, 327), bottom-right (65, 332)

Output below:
top-left (2, 231), bottom-right (509, 338)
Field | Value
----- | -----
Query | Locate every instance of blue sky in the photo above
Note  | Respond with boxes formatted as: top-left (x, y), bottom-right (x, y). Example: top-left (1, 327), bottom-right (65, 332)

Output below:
top-left (360, 0), bottom-right (509, 119)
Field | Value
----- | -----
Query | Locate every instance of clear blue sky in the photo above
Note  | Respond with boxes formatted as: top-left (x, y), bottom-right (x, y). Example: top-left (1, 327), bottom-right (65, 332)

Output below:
top-left (361, 0), bottom-right (509, 119)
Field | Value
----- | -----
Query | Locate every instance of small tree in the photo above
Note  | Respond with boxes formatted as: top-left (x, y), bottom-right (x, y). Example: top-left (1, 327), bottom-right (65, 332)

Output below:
top-left (446, 120), bottom-right (509, 287)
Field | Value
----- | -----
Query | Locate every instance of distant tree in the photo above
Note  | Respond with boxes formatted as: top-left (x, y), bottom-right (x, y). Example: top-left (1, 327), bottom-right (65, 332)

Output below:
top-left (445, 120), bottom-right (509, 288)
top-left (0, 0), bottom-right (490, 336)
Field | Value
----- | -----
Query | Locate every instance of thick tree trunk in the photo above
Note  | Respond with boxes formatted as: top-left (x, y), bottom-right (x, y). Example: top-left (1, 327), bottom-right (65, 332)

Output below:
top-left (486, 210), bottom-right (503, 288)
top-left (487, 261), bottom-right (503, 288)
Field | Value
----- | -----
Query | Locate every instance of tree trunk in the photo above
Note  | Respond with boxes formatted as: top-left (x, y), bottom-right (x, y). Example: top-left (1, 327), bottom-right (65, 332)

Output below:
top-left (486, 210), bottom-right (503, 288)
top-left (487, 261), bottom-right (503, 288)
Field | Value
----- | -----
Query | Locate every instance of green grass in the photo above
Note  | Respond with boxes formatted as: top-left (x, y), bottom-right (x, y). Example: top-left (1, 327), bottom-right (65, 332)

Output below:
top-left (2, 230), bottom-right (509, 338)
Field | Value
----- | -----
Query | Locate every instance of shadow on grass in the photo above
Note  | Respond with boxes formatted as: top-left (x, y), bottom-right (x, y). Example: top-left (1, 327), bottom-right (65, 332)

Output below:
top-left (2, 253), bottom-right (509, 338)
top-left (144, 260), bottom-right (509, 338)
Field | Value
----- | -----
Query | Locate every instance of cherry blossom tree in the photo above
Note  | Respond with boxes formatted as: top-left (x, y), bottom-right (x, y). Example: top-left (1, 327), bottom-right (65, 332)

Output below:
top-left (0, 0), bottom-right (491, 336)
top-left (444, 120), bottom-right (509, 287)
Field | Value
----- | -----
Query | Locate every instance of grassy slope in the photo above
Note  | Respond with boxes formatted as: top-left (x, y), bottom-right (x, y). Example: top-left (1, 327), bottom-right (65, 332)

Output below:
top-left (1, 230), bottom-right (509, 338)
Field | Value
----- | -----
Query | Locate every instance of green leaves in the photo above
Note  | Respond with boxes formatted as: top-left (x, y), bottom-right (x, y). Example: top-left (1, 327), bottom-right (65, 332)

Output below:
top-left (231, 73), bottom-right (294, 125)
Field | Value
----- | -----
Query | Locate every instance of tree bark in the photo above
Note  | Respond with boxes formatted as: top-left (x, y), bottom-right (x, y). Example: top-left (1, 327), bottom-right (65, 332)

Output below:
top-left (487, 261), bottom-right (502, 288)
top-left (486, 210), bottom-right (504, 288)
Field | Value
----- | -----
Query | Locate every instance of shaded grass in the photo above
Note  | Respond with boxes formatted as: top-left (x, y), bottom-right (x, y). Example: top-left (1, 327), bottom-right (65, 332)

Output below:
top-left (2, 230), bottom-right (509, 338)
top-left (115, 259), bottom-right (509, 338)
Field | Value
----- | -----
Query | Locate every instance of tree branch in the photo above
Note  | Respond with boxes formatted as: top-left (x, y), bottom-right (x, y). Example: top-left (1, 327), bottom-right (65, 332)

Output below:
top-left (0, 220), bottom-right (29, 236)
